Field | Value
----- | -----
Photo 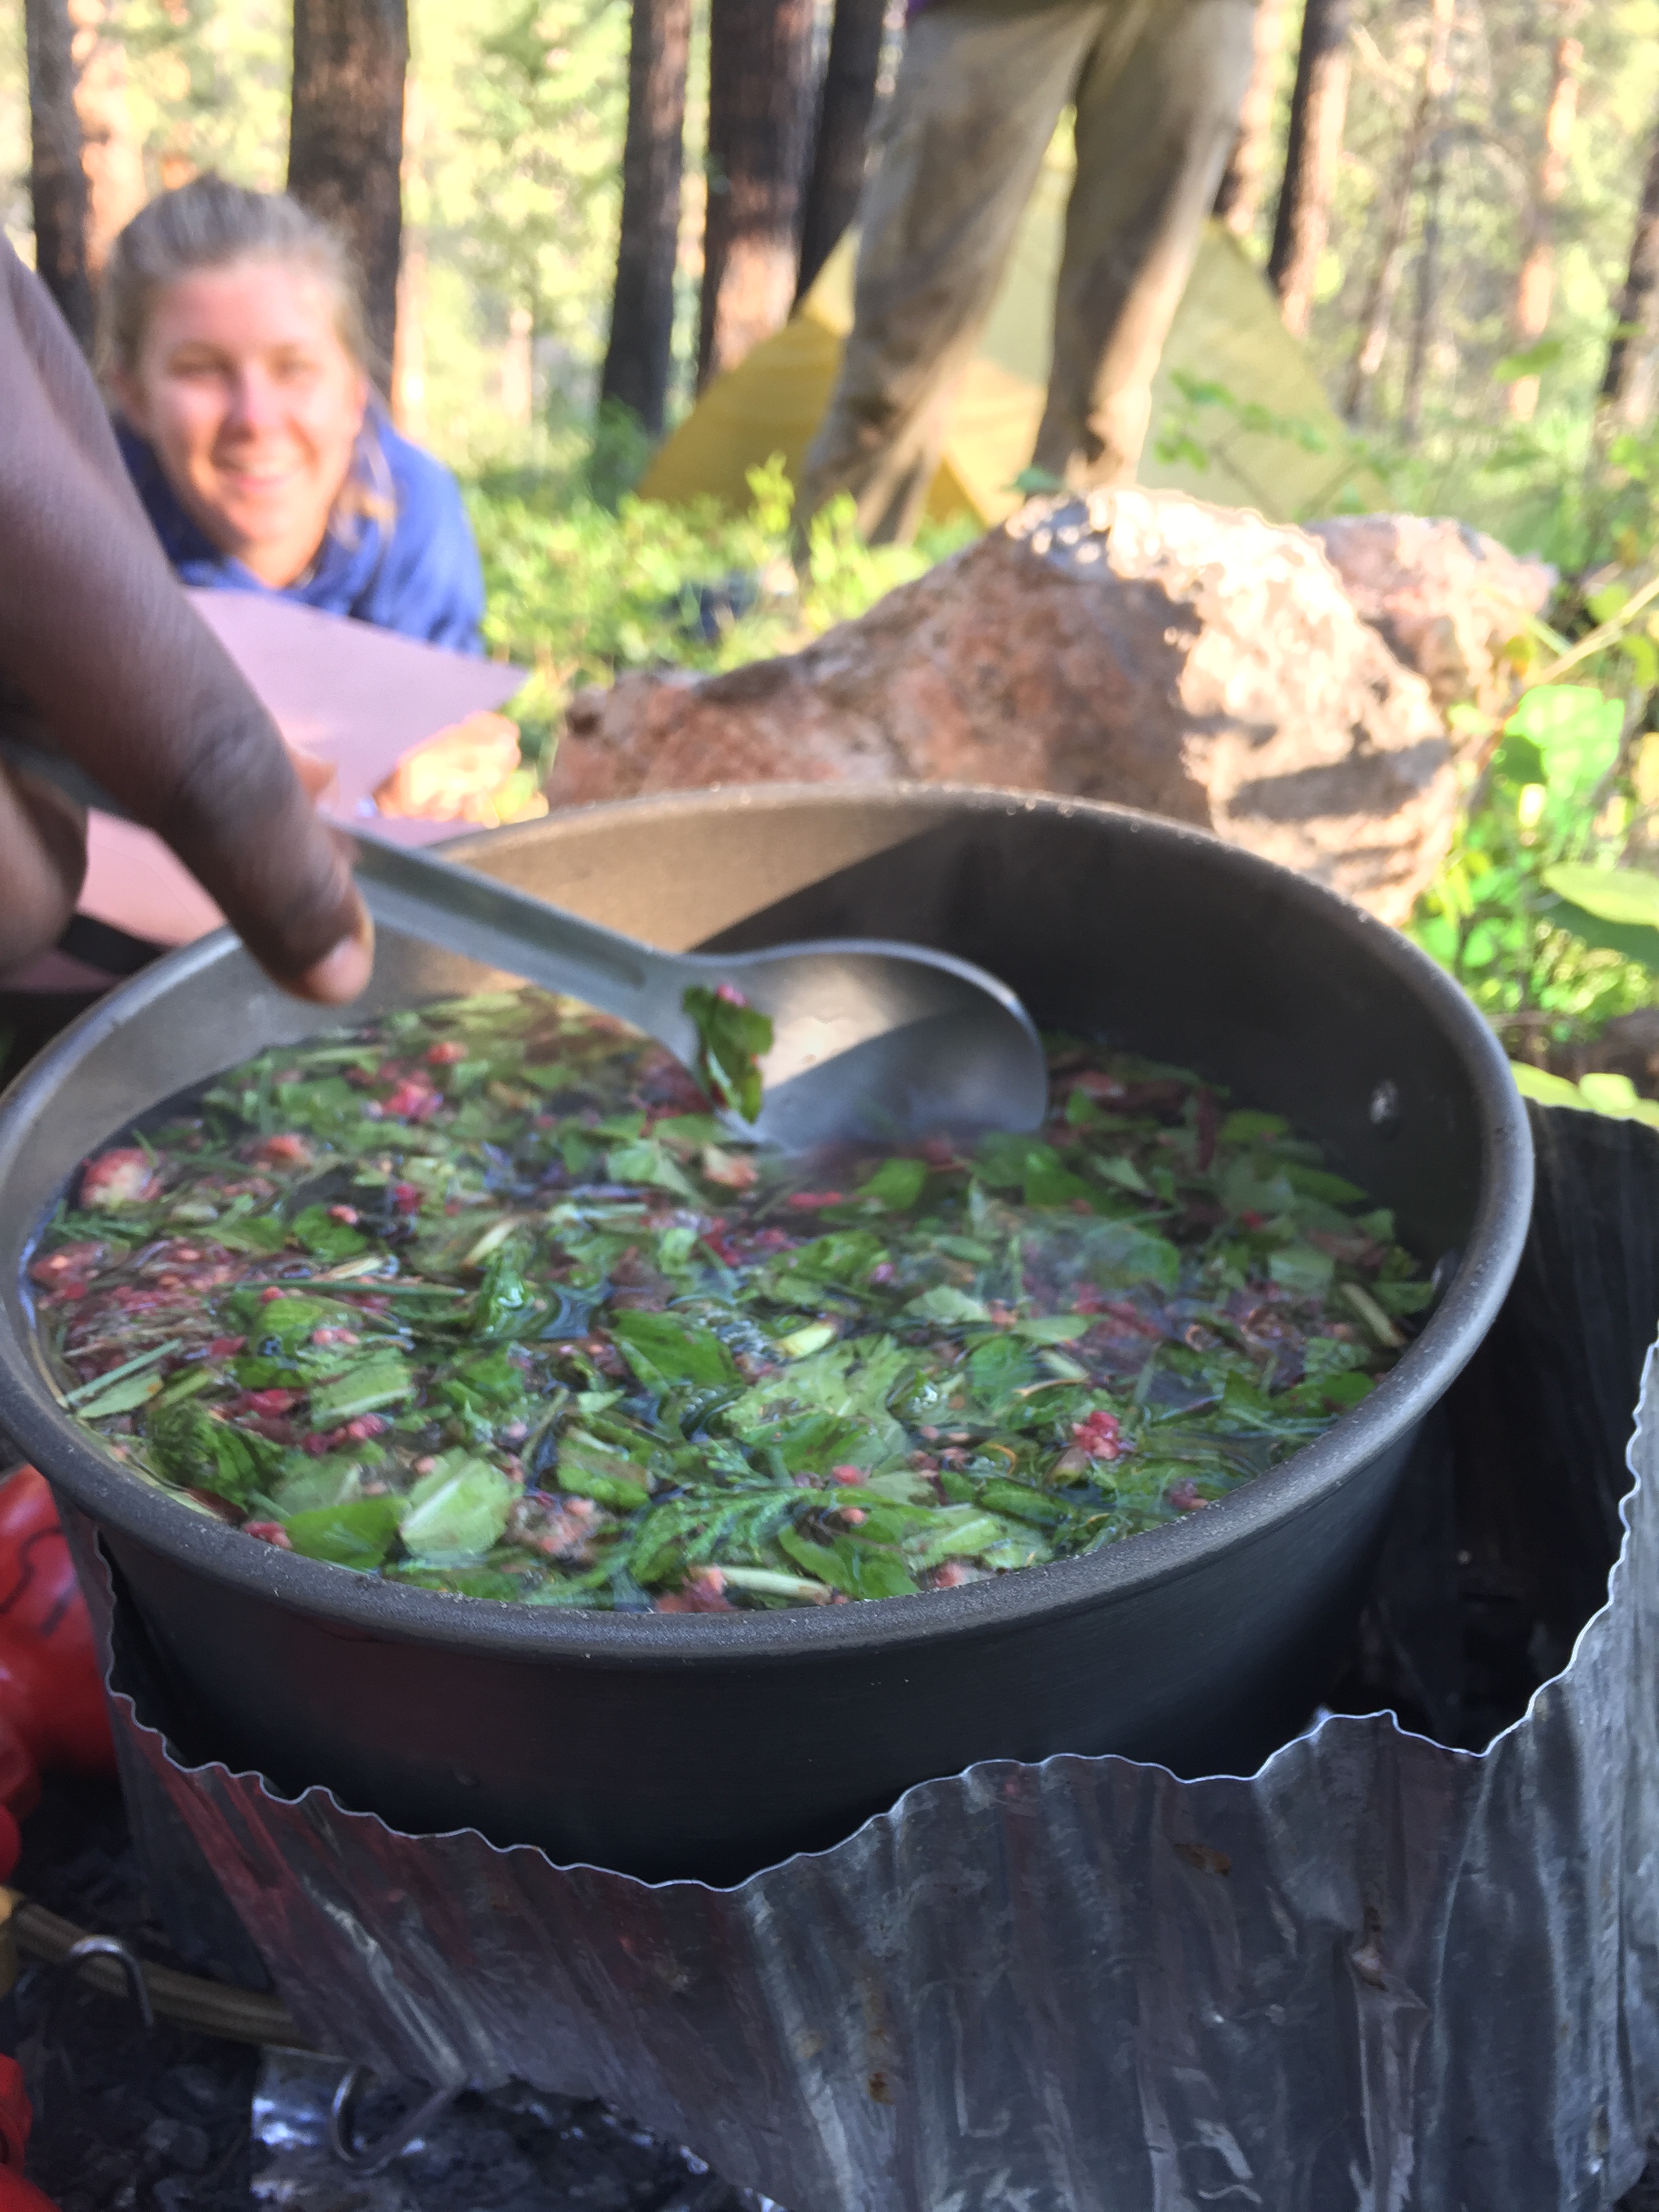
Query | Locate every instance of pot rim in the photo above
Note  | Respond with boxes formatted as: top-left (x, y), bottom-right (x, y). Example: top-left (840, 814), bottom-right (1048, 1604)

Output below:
top-left (0, 783), bottom-right (1533, 1666)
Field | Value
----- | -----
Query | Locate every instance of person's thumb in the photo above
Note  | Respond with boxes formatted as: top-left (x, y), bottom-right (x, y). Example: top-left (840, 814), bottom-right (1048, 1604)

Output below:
top-left (148, 709), bottom-right (374, 1006)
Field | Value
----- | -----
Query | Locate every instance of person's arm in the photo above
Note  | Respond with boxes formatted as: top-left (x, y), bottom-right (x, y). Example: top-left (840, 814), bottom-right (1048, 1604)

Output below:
top-left (0, 242), bottom-right (371, 1003)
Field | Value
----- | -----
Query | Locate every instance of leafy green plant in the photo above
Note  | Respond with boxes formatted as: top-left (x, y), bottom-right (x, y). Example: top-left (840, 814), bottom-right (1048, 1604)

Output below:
top-left (1152, 369), bottom-right (1336, 478)
top-left (470, 453), bottom-right (975, 776)
top-left (1407, 680), bottom-right (1658, 1050)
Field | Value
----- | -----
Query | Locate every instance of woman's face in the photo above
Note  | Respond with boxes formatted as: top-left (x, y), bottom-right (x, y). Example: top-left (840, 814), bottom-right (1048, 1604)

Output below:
top-left (115, 258), bottom-right (369, 589)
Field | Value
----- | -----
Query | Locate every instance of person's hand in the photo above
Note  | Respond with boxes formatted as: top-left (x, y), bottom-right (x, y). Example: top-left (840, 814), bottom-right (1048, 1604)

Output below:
top-left (0, 242), bottom-right (372, 1005)
top-left (373, 712), bottom-right (523, 823)
top-left (0, 762), bottom-right (87, 973)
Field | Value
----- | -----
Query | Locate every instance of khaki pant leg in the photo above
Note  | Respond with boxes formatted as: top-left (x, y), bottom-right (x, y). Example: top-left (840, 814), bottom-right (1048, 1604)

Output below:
top-left (796, 0), bottom-right (1103, 549)
top-left (1033, 0), bottom-right (1258, 488)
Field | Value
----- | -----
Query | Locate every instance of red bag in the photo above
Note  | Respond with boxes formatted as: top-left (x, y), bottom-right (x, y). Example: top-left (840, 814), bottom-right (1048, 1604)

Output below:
top-left (0, 1469), bottom-right (116, 1877)
top-left (0, 2054), bottom-right (58, 2211)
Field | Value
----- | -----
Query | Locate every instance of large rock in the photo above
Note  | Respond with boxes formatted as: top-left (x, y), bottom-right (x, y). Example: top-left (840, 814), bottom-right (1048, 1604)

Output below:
top-left (1305, 513), bottom-right (1555, 722)
top-left (551, 488), bottom-right (1455, 924)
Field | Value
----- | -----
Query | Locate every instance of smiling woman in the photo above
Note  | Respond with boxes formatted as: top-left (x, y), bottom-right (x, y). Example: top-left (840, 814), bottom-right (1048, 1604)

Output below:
top-left (94, 178), bottom-right (520, 823)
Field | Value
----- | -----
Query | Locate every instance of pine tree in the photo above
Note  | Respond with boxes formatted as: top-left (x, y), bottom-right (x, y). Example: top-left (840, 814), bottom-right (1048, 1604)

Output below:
top-left (1267, 0), bottom-right (1352, 337)
top-left (601, 0), bottom-right (691, 436)
top-left (24, 0), bottom-right (95, 348)
top-left (1343, 0), bottom-right (1454, 425)
top-left (697, 0), bottom-right (817, 389)
top-left (795, 0), bottom-right (886, 303)
top-left (1214, 0), bottom-right (1290, 240)
top-left (1600, 106), bottom-right (1659, 434)
top-left (1506, 0), bottom-right (1586, 422)
top-left (287, 0), bottom-right (410, 384)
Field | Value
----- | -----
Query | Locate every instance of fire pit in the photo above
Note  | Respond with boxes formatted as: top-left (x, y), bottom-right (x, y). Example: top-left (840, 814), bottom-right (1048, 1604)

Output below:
top-left (0, 787), bottom-right (1531, 1882)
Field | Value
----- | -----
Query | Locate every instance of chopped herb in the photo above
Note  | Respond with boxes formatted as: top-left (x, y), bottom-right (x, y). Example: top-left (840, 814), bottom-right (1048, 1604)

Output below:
top-left (29, 991), bottom-right (1433, 1612)
top-left (682, 983), bottom-right (773, 1124)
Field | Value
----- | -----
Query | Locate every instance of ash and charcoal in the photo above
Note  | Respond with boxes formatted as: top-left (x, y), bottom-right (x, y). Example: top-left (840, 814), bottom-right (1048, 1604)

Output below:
top-left (1, 1775), bottom-right (777, 2211)
top-left (13, 1099), bottom-right (1659, 2209)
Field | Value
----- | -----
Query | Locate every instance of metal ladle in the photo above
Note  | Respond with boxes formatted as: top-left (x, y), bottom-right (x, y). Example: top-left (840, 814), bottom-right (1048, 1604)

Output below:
top-left (1, 741), bottom-right (1049, 1152)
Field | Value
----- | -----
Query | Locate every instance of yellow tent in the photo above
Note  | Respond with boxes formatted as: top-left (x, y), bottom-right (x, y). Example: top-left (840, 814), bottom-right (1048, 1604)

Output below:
top-left (640, 145), bottom-right (1374, 528)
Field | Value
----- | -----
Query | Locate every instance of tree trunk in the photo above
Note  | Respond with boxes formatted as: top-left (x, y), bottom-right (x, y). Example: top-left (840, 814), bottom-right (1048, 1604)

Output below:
top-left (287, 0), bottom-right (409, 387)
top-left (795, 0), bottom-right (886, 304)
top-left (1342, 0), bottom-right (1454, 425)
top-left (24, 0), bottom-right (95, 351)
top-left (601, 0), bottom-right (692, 437)
top-left (391, 75), bottom-right (428, 439)
top-left (1599, 106), bottom-right (1659, 434)
top-left (1214, 0), bottom-right (1290, 241)
top-left (1507, 2), bottom-right (1584, 423)
top-left (697, 0), bottom-right (817, 390)
top-left (1267, 0), bottom-right (1351, 337)
top-left (1399, 127), bottom-right (1446, 447)
top-left (71, 0), bottom-right (146, 283)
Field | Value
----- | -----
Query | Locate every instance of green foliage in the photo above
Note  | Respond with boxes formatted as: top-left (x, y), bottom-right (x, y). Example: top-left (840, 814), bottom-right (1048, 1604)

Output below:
top-left (451, 0), bottom-right (625, 356)
top-left (1408, 677), bottom-right (1659, 1050)
top-left (1152, 370), bottom-right (1340, 483)
top-left (470, 456), bottom-right (973, 775)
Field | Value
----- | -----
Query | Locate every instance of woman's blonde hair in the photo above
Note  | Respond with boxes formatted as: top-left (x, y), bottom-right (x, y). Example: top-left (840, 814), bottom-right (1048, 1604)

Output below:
top-left (99, 175), bottom-right (394, 536)
top-left (98, 173), bottom-right (374, 388)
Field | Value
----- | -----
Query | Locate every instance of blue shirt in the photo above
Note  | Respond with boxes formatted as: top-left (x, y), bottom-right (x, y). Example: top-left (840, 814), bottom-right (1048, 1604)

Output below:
top-left (114, 411), bottom-right (487, 654)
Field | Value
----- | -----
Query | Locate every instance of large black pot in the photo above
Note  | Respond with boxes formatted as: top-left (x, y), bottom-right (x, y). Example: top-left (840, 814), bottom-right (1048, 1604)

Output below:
top-left (0, 789), bottom-right (1532, 1883)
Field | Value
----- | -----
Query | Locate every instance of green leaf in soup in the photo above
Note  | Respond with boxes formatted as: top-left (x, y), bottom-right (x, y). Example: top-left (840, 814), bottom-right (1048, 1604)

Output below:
top-left (776, 1524), bottom-right (917, 1600)
top-left (284, 1495), bottom-right (404, 1570)
top-left (1081, 1221), bottom-right (1181, 1296)
top-left (390, 1563), bottom-right (525, 1600)
top-left (556, 1430), bottom-right (653, 1510)
top-left (1221, 1155), bottom-right (1296, 1219)
top-left (904, 1285), bottom-right (992, 1326)
top-left (289, 1204), bottom-right (370, 1263)
top-left (856, 1157), bottom-right (928, 1212)
top-left (400, 1455), bottom-right (516, 1563)
top-left (306, 1352), bottom-right (416, 1427)
top-left (764, 1230), bottom-right (886, 1292)
top-left (1366, 1277), bottom-right (1435, 1316)
top-left (964, 1332), bottom-right (1036, 1402)
top-left (1267, 1243), bottom-right (1335, 1297)
top-left (1281, 1164), bottom-right (1368, 1207)
top-left (437, 1348), bottom-right (529, 1420)
top-left (271, 1451), bottom-right (367, 1517)
top-left (230, 1292), bottom-right (357, 1356)
top-left (1090, 1155), bottom-right (1150, 1195)
top-left (978, 1478), bottom-right (1073, 1529)
top-left (1317, 1370), bottom-right (1375, 1408)
top-left (1218, 1109), bottom-right (1288, 1145)
top-left (75, 1368), bottom-right (169, 1418)
top-left (1012, 1314), bottom-right (1092, 1343)
top-left (767, 1410), bottom-right (869, 1474)
top-left (907, 1508), bottom-right (1013, 1570)
top-left (468, 1247), bottom-right (541, 1340)
top-left (605, 1139), bottom-right (702, 1202)
top-left (682, 983), bottom-right (773, 1123)
top-left (144, 1401), bottom-right (285, 1506)
top-left (975, 1132), bottom-right (1044, 1191)
top-left (207, 1214), bottom-right (289, 1256)
top-left (722, 1336), bottom-right (912, 1463)
top-left (609, 1309), bottom-right (740, 1390)
top-left (232, 1355), bottom-right (305, 1391)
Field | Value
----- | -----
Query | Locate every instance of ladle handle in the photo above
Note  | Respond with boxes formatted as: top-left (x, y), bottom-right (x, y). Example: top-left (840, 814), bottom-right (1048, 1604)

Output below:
top-left (0, 737), bottom-right (685, 1036)
top-left (342, 822), bottom-right (672, 1031)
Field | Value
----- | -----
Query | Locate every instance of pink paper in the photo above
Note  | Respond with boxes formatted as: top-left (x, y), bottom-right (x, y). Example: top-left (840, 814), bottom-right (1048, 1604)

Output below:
top-left (75, 591), bottom-right (526, 949)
